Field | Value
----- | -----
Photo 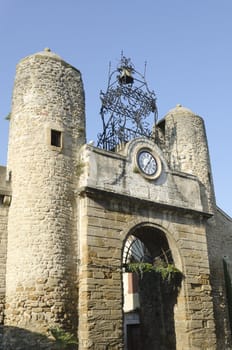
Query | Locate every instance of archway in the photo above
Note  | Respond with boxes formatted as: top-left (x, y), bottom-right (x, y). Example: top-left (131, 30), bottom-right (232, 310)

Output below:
top-left (122, 224), bottom-right (182, 350)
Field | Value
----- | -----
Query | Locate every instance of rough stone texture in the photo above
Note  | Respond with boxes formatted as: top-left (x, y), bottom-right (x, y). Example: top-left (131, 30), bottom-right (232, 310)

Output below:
top-left (78, 138), bottom-right (204, 213)
top-left (0, 51), bottom-right (232, 349)
top-left (0, 167), bottom-right (11, 348)
top-left (4, 49), bottom-right (85, 347)
top-left (0, 203), bottom-right (8, 323)
top-left (77, 189), bottom-right (217, 349)
top-left (0, 167), bottom-right (11, 327)
top-left (157, 106), bottom-right (216, 213)
top-left (206, 209), bottom-right (232, 349)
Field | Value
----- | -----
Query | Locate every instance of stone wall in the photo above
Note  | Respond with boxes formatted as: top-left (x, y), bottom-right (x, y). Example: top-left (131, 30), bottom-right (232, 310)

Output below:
top-left (78, 189), bottom-right (217, 349)
top-left (0, 167), bottom-right (10, 348)
top-left (78, 139), bottom-right (204, 213)
top-left (0, 166), bottom-right (11, 327)
top-left (206, 209), bottom-right (232, 349)
top-left (78, 193), bottom-right (124, 350)
top-left (0, 204), bottom-right (8, 325)
top-left (1, 49), bottom-right (231, 350)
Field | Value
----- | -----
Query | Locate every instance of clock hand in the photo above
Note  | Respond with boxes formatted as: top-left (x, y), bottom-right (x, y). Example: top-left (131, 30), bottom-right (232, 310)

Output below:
top-left (144, 155), bottom-right (152, 171)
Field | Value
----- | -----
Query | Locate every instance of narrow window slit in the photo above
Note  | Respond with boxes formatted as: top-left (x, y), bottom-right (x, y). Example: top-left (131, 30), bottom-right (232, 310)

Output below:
top-left (51, 129), bottom-right (61, 147)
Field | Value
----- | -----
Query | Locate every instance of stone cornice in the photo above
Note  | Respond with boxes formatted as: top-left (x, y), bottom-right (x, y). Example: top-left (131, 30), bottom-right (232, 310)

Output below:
top-left (77, 185), bottom-right (213, 219)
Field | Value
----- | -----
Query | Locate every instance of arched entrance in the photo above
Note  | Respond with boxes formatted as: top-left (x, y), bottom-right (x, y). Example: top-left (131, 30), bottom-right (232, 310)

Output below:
top-left (122, 224), bottom-right (182, 350)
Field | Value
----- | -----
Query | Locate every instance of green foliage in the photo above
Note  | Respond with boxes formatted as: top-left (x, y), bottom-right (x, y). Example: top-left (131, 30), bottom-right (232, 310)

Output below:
top-left (127, 262), bottom-right (154, 274)
top-left (126, 262), bottom-right (182, 282)
top-left (49, 327), bottom-right (78, 350)
top-left (5, 112), bottom-right (11, 120)
top-left (155, 263), bottom-right (181, 282)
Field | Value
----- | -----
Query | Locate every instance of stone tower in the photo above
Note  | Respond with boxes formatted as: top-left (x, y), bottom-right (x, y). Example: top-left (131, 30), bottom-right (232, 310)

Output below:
top-left (159, 105), bottom-right (216, 212)
top-left (4, 48), bottom-right (85, 345)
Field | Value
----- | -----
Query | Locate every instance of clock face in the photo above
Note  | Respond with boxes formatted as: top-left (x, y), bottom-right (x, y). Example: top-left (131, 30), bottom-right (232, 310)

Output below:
top-left (137, 150), bottom-right (158, 176)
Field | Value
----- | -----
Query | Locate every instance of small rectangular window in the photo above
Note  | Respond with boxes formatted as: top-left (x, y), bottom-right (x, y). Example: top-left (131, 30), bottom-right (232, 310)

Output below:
top-left (51, 129), bottom-right (61, 147)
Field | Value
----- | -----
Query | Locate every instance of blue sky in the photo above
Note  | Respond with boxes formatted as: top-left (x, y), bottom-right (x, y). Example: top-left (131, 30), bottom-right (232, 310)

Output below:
top-left (1, 0), bottom-right (232, 216)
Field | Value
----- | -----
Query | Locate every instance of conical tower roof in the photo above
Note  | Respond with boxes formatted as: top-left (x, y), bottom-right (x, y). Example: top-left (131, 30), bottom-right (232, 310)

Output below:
top-left (18, 48), bottom-right (79, 71)
top-left (166, 104), bottom-right (196, 117)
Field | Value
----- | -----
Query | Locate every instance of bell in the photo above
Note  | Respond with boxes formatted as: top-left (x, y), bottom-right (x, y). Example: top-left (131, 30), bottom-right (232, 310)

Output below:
top-left (118, 68), bottom-right (134, 85)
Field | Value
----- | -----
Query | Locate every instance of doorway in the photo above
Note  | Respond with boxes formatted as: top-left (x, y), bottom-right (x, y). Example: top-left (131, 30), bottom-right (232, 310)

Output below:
top-left (122, 225), bottom-right (182, 350)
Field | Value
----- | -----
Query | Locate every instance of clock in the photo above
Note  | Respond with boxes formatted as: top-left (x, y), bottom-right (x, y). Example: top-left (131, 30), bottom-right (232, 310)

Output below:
top-left (136, 149), bottom-right (161, 179)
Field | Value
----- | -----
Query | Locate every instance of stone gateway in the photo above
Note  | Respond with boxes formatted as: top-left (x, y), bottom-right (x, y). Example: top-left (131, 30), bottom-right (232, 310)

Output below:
top-left (0, 49), bottom-right (232, 349)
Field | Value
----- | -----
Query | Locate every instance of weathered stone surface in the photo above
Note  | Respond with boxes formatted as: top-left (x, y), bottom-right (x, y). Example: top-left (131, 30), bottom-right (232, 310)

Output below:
top-left (0, 51), bottom-right (231, 349)
top-left (3, 49), bottom-right (85, 347)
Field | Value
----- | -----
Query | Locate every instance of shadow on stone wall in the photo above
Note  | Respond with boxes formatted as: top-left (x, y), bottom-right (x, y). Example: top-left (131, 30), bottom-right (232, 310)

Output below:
top-left (0, 325), bottom-right (77, 350)
top-left (139, 271), bottom-right (182, 350)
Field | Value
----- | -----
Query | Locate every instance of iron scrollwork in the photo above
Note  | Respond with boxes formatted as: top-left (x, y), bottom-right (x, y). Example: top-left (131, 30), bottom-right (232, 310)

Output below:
top-left (97, 55), bottom-right (158, 151)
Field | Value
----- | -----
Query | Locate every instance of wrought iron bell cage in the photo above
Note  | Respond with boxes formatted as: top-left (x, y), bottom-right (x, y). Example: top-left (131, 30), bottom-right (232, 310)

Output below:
top-left (97, 55), bottom-right (158, 151)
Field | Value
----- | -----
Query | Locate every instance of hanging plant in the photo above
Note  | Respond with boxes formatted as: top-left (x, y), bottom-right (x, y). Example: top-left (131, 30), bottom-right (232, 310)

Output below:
top-left (126, 261), bottom-right (182, 283)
